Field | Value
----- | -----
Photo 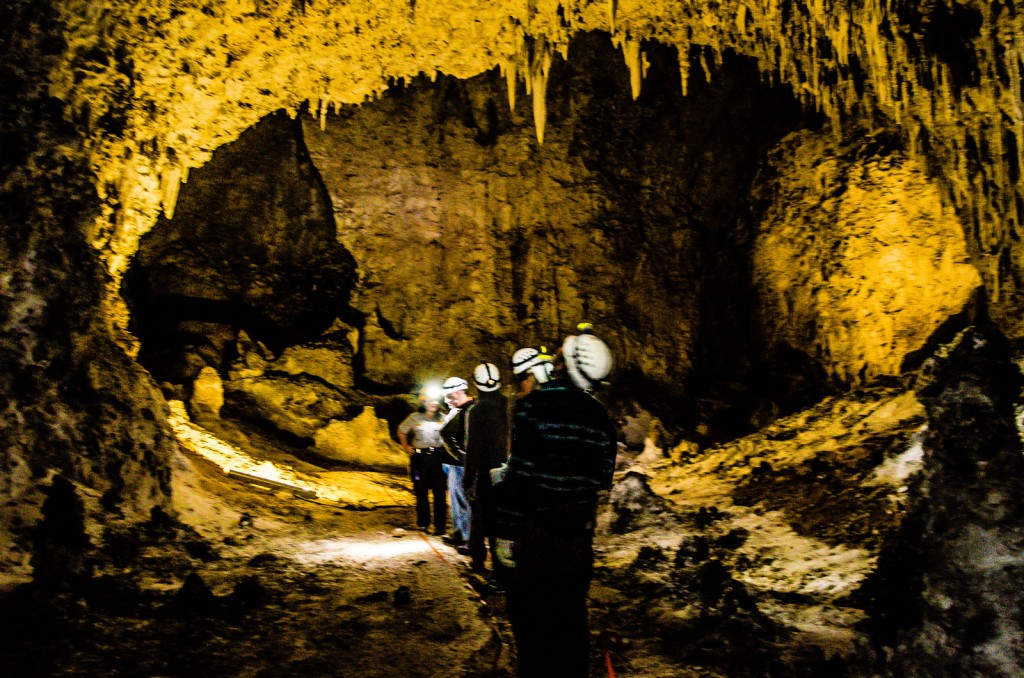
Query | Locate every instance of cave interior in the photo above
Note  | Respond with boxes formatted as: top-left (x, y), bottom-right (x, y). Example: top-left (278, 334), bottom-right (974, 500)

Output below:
top-left (3, 0), bottom-right (1024, 675)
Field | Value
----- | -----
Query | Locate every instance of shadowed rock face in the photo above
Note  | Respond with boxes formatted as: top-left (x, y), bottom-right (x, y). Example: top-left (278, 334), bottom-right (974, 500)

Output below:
top-left (124, 110), bottom-right (357, 386)
top-left (301, 35), bottom-right (809, 398)
top-left (123, 31), bottom-right (981, 445)
top-left (124, 34), bottom-right (822, 443)
top-left (0, 0), bottom-right (177, 583)
top-left (865, 325), bottom-right (1024, 675)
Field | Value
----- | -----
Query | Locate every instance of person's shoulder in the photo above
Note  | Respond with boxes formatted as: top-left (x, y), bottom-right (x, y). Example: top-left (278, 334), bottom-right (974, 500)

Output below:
top-left (483, 392), bottom-right (508, 406)
top-left (531, 379), bottom-right (577, 400)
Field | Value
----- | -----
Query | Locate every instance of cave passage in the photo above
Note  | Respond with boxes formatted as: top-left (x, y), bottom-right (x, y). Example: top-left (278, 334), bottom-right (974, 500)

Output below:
top-left (6, 3), bottom-right (1023, 674)
top-left (124, 32), bottom-right (824, 473)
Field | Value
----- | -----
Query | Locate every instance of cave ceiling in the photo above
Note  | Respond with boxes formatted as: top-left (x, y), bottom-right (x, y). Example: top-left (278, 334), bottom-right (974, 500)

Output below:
top-left (47, 0), bottom-right (1024, 339)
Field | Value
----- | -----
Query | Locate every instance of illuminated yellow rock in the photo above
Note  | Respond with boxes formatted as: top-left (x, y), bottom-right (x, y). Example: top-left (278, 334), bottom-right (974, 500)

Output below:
top-left (753, 130), bottom-right (982, 383)
top-left (225, 330), bottom-right (356, 439)
top-left (191, 366), bottom-right (224, 419)
top-left (224, 376), bottom-right (349, 439)
top-left (46, 0), bottom-right (1023, 347)
top-left (275, 343), bottom-right (355, 390)
top-left (314, 408), bottom-right (408, 471)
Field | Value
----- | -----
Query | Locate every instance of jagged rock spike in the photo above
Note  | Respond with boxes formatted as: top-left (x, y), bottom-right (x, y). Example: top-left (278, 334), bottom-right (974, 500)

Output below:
top-left (530, 37), bottom-right (552, 144)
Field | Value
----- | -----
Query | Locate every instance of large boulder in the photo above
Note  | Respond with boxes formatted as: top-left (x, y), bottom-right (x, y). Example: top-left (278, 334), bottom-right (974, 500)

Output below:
top-left (752, 130), bottom-right (981, 385)
top-left (314, 409), bottom-right (408, 471)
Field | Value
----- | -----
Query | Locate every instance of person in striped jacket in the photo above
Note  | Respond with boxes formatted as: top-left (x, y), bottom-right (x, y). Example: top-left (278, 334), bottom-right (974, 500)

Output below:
top-left (495, 330), bottom-right (617, 677)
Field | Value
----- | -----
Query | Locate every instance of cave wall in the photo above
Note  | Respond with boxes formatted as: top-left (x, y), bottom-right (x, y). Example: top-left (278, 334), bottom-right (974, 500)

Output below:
top-left (125, 109), bottom-right (356, 385)
top-left (865, 325), bottom-right (1024, 675)
top-left (1, 0), bottom-right (176, 584)
top-left (302, 34), bottom-right (806, 392)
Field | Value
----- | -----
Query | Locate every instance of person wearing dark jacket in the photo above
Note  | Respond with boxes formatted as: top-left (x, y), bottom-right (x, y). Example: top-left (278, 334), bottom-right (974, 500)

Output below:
top-left (464, 362), bottom-right (510, 573)
top-left (495, 331), bottom-right (617, 678)
top-left (440, 376), bottom-right (474, 548)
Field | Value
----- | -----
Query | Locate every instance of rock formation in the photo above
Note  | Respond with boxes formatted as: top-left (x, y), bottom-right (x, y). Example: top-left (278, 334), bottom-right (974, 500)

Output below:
top-left (2, 0), bottom-right (1024, 673)
top-left (865, 325), bottom-right (1024, 675)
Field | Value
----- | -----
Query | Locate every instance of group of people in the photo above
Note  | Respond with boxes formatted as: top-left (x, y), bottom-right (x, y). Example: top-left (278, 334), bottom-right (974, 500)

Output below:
top-left (396, 325), bottom-right (619, 677)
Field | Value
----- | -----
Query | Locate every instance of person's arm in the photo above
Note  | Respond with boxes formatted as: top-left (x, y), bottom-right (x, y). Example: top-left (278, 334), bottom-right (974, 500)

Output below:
top-left (598, 403), bottom-right (619, 490)
top-left (397, 429), bottom-right (414, 455)
top-left (494, 398), bottom-right (539, 540)
top-left (463, 405), bottom-right (478, 500)
top-left (397, 416), bottom-right (416, 455)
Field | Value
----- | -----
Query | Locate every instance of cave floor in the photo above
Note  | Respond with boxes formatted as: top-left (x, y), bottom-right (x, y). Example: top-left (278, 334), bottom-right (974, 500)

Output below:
top-left (2, 380), bottom-right (922, 677)
top-left (2, 447), bottom-right (514, 677)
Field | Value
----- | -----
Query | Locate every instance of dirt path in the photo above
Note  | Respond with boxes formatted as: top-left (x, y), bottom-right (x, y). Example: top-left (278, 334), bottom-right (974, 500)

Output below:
top-left (0, 449), bottom-right (514, 677)
top-left (164, 452), bottom-right (513, 677)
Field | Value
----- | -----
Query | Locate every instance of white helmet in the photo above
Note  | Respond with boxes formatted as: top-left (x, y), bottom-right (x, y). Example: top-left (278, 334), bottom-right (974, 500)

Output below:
top-left (563, 333), bottom-right (613, 391)
top-left (531, 360), bottom-right (554, 384)
top-left (511, 347), bottom-right (541, 375)
top-left (511, 346), bottom-right (554, 384)
top-left (442, 376), bottom-right (468, 395)
top-left (473, 362), bottom-right (501, 392)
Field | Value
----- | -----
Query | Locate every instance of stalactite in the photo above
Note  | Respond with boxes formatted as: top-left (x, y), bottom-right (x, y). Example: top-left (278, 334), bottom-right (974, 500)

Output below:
top-left (160, 165), bottom-right (182, 220)
top-left (699, 47), bottom-right (712, 85)
top-left (608, 0), bottom-right (617, 34)
top-left (615, 34), bottom-right (649, 100)
top-left (530, 36), bottom-right (553, 144)
top-left (502, 58), bottom-right (518, 112)
top-left (736, 4), bottom-right (748, 34)
top-left (678, 42), bottom-right (690, 97)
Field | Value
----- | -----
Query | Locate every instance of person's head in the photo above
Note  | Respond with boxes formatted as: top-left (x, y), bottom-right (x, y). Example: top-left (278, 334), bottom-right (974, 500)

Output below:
top-left (561, 332), bottom-right (613, 392)
top-left (473, 362), bottom-right (501, 394)
top-left (419, 385), bottom-right (443, 414)
top-left (510, 346), bottom-right (554, 394)
top-left (442, 376), bottom-right (470, 407)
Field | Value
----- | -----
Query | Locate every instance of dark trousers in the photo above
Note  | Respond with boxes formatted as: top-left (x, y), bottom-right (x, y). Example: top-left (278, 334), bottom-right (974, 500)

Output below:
top-left (411, 449), bottom-right (446, 532)
top-left (507, 516), bottom-right (595, 677)
top-left (468, 479), bottom-right (499, 572)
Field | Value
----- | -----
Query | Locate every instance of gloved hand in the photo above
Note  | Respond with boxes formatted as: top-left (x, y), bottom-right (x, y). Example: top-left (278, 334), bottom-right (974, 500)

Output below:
top-left (489, 463), bottom-right (509, 486)
top-left (495, 538), bottom-right (516, 568)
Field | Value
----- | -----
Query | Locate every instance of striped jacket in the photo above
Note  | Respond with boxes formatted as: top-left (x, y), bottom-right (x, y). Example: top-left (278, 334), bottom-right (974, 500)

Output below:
top-left (495, 378), bottom-right (618, 538)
